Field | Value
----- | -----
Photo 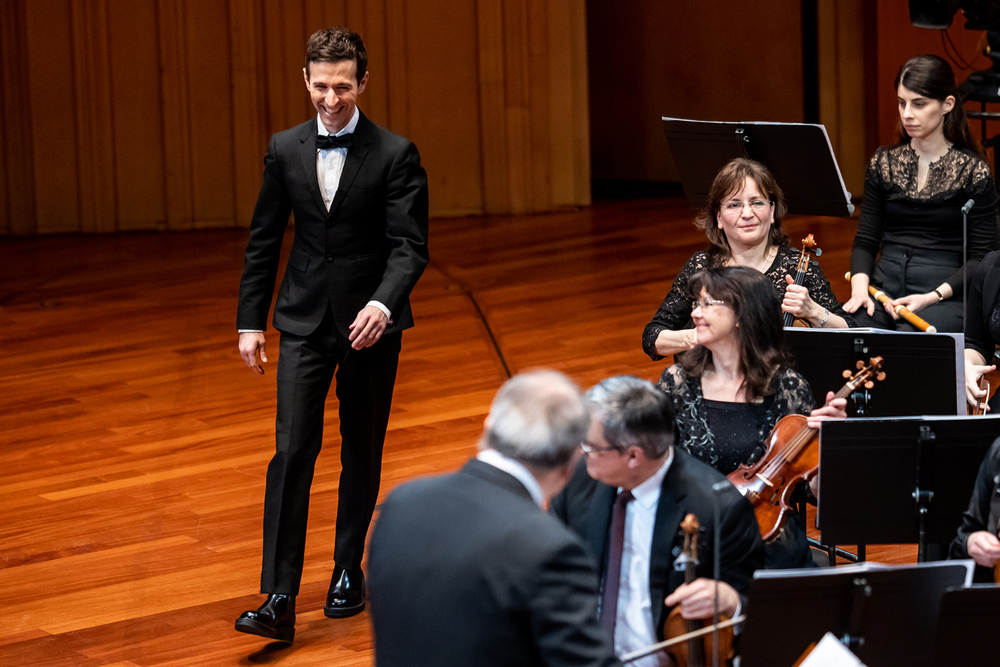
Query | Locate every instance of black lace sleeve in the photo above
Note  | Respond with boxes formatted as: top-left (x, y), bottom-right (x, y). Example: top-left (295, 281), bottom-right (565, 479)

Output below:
top-left (642, 252), bottom-right (710, 360)
top-left (851, 148), bottom-right (887, 279)
top-left (761, 368), bottom-right (816, 436)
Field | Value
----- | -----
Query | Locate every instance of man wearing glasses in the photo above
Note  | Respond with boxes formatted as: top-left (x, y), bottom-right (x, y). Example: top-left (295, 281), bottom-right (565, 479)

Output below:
top-left (551, 376), bottom-right (764, 666)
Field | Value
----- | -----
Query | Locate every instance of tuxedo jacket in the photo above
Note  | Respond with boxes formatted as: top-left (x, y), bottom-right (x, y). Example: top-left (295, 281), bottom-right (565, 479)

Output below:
top-left (237, 112), bottom-right (429, 339)
top-left (550, 449), bottom-right (765, 637)
top-left (368, 459), bottom-right (622, 667)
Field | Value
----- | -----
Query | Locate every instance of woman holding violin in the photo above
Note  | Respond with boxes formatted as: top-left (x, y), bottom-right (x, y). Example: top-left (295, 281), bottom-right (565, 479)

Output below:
top-left (846, 54), bottom-right (998, 332)
top-left (643, 158), bottom-right (851, 361)
top-left (657, 266), bottom-right (847, 568)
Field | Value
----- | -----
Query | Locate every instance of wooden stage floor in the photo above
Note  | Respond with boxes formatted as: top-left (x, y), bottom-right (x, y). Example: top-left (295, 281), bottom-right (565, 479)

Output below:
top-left (2, 196), bottom-right (918, 665)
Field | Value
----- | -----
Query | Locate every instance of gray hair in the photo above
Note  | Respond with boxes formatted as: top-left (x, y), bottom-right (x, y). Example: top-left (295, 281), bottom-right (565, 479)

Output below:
top-left (482, 370), bottom-right (590, 469)
top-left (585, 376), bottom-right (675, 458)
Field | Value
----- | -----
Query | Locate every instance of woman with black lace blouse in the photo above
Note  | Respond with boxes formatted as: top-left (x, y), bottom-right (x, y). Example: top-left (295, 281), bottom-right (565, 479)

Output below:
top-left (846, 55), bottom-right (998, 332)
top-left (642, 158), bottom-right (851, 361)
top-left (657, 266), bottom-right (846, 568)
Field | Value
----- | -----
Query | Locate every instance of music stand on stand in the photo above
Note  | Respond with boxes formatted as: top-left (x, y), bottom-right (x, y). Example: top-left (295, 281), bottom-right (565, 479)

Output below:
top-left (783, 328), bottom-right (964, 417)
top-left (661, 117), bottom-right (854, 217)
top-left (818, 416), bottom-right (1000, 561)
top-left (932, 585), bottom-right (1000, 663)
top-left (740, 561), bottom-right (973, 667)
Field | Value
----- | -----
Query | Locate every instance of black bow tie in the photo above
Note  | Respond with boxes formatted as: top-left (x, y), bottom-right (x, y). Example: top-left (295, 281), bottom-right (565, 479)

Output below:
top-left (316, 133), bottom-right (352, 150)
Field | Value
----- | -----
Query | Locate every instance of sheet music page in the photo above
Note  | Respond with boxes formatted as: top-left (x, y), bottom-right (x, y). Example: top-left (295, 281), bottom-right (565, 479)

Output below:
top-left (799, 632), bottom-right (867, 667)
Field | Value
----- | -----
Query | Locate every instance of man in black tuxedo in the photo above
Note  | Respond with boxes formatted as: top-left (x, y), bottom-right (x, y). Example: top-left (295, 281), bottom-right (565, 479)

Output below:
top-left (368, 370), bottom-right (622, 667)
top-left (234, 27), bottom-right (428, 642)
top-left (551, 376), bottom-right (764, 665)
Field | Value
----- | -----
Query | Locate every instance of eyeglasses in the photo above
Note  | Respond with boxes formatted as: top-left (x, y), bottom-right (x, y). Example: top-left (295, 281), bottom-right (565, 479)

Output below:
top-left (580, 441), bottom-right (620, 454)
top-left (721, 199), bottom-right (771, 214)
top-left (691, 297), bottom-right (726, 311)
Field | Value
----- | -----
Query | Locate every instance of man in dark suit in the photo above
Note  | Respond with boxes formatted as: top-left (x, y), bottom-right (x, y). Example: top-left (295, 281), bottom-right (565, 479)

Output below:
top-left (551, 376), bottom-right (764, 665)
top-left (234, 27), bottom-right (428, 642)
top-left (368, 370), bottom-right (622, 667)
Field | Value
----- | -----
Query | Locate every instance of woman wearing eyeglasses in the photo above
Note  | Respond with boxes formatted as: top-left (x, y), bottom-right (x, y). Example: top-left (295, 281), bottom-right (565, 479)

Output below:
top-left (658, 266), bottom-right (846, 568)
top-left (642, 158), bottom-right (851, 362)
top-left (845, 55), bottom-right (998, 332)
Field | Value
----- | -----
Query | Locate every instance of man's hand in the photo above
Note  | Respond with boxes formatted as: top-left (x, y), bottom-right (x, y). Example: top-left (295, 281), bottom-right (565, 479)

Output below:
top-left (239, 332), bottom-right (267, 375)
top-left (966, 530), bottom-right (1000, 568)
top-left (349, 305), bottom-right (388, 350)
top-left (664, 578), bottom-right (739, 620)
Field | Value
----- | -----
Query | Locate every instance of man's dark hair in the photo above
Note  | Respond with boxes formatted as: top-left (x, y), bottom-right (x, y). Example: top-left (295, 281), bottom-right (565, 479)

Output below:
top-left (585, 376), bottom-right (676, 459)
top-left (305, 27), bottom-right (367, 82)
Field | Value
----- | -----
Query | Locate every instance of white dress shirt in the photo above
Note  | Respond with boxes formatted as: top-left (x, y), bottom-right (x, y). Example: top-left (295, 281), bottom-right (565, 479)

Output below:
top-left (475, 448), bottom-right (545, 508)
top-left (613, 452), bottom-right (673, 667)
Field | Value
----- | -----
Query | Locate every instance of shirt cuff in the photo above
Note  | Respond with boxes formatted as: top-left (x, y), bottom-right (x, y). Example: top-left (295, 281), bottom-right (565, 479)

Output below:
top-left (367, 300), bottom-right (392, 322)
top-left (238, 329), bottom-right (264, 333)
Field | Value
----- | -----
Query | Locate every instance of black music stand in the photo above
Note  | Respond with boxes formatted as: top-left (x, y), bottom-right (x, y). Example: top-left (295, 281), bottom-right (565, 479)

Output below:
top-left (818, 416), bottom-right (1000, 560)
top-left (740, 561), bottom-right (973, 667)
top-left (661, 117), bottom-right (854, 217)
top-left (783, 328), bottom-right (964, 417)
top-left (932, 585), bottom-right (1000, 663)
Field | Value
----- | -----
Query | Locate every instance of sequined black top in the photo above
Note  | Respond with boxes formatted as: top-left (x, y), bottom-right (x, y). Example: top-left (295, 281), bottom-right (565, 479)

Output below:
top-left (657, 364), bottom-right (816, 474)
top-left (851, 143), bottom-right (998, 294)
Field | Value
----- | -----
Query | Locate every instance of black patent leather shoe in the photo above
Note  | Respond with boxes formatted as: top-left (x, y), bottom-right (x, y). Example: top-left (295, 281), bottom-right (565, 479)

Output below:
top-left (235, 593), bottom-right (295, 642)
top-left (324, 566), bottom-right (365, 618)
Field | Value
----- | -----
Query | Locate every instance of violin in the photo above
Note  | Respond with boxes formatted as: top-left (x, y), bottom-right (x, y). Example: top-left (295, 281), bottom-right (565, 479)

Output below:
top-left (662, 514), bottom-right (734, 667)
top-left (728, 357), bottom-right (886, 540)
top-left (972, 375), bottom-right (990, 416)
top-left (784, 234), bottom-right (821, 328)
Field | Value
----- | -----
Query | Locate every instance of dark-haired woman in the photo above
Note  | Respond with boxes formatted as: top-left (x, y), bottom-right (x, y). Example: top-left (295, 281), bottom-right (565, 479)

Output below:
top-left (643, 158), bottom-right (851, 361)
top-left (657, 266), bottom-right (846, 568)
top-left (846, 54), bottom-right (998, 332)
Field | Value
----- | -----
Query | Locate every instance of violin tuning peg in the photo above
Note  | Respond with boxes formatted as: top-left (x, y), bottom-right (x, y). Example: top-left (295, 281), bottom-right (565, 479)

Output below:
top-left (864, 381), bottom-right (874, 389)
top-left (814, 249), bottom-right (822, 257)
top-left (856, 360), bottom-right (865, 370)
top-left (876, 372), bottom-right (886, 381)
top-left (842, 370), bottom-right (852, 379)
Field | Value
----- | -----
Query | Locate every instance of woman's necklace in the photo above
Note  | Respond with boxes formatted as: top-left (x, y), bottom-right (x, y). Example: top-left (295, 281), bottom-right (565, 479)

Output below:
top-left (757, 245), bottom-right (774, 273)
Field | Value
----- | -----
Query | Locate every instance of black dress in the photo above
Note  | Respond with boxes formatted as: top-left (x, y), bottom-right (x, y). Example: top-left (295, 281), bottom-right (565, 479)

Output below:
top-left (850, 143), bottom-right (998, 332)
top-left (642, 247), bottom-right (851, 361)
top-left (658, 364), bottom-right (816, 568)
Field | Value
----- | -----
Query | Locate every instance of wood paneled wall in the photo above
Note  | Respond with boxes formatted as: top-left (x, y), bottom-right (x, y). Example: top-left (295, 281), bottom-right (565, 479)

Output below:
top-left (0, 0), bottom-right (591, 235)
top-left (875, 1), bottom-right (994, 149)
top-left (588, 0), bottom-right (807, 184)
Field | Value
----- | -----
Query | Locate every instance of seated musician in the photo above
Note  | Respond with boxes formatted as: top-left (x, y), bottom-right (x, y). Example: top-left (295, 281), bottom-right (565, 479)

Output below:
top-left (949, 435), bottom-right (1000, 582)
top-left (963, 250), bottom-right (1000, 412)
top-left (550, 375), bottom-right (765, 666)
top-left (656, 266), bottom-right (846, 568)
top-left (642, 157), bottom-right (852, 361)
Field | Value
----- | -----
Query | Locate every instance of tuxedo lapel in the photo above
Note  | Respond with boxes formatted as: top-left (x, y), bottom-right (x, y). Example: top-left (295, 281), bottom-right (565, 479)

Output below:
top-left (297, 122), bottom-right (327, 214)
top-left (648, 452), bottom-right (689, 610)
top-left (327, 113), bottom-right (373, 219)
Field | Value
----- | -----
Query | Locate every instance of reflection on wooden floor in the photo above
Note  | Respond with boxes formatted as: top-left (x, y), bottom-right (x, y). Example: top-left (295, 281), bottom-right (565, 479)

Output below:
top-left (2, 197), bottom-right (919, 665)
